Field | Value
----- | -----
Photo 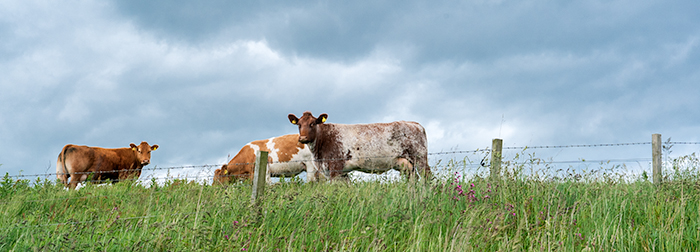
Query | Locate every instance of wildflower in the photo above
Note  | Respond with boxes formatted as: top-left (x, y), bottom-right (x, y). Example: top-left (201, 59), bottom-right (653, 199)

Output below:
top-left (470, 183), bottom-right (474, 188)
top-left (225, 235), bottom-right (229, 240)
top-left (242, 248), bottom-right (247, 251)
top-left (512, 212), bottom-right (516, 217)
top-left (234, 220), bottom-right (239, 225)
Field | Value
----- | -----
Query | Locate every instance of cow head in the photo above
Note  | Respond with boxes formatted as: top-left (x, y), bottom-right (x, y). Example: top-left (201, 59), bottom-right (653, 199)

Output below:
top-left (130, 141), bottom-right (158, 165)
top-left (289, 111), bottom-right (328, 144)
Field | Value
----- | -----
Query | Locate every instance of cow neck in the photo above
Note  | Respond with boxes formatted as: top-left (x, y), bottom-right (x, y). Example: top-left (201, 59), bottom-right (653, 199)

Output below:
top-left (308, 123), bottom-right (335, 160)
top-left (117, 148), bottom-right (142, 171)
top-left (123, 148), bottom-right (140, 164)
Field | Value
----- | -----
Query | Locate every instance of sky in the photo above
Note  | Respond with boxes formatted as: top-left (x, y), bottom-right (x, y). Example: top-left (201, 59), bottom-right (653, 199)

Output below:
top-left (1, 0), bottom-right (699, 183)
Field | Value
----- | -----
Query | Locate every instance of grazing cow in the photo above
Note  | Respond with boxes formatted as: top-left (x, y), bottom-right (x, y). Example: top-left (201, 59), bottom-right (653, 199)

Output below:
top-left (56, 142), bottom-right (158, 189)
top-left (214, 134), bottom-right (318, 184)
top-left (288, 111), bottom-right (432, 180)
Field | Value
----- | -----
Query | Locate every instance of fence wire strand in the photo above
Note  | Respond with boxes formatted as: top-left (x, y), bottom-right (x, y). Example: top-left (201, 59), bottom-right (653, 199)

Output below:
top-left (4, 141), bottom-right (699, 180)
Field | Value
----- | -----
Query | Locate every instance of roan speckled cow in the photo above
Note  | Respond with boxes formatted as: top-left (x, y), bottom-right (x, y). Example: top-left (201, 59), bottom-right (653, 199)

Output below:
top-left (288, 111), bottom-right (432, 180)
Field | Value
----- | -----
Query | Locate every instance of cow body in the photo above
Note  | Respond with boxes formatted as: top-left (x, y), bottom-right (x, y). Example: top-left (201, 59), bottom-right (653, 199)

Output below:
top-left (288, 112), bottom-right (432, 180)
top-left (56, 142), bottom-right (158, 189)
top-left (214, 134), bottom-right (317, 184)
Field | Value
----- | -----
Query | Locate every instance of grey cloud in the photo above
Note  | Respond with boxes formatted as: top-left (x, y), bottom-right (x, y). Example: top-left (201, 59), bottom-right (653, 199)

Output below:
top-left (113, 0), bottom-right (700, 68)
top-left (2, 0), bottom-right (700, 181)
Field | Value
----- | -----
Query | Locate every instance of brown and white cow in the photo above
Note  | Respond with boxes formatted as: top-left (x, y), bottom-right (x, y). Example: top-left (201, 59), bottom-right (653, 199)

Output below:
top-left (288, 111), bottom-right (432, 180)
top-left (213, 134), bottom-right (317, 184)
top-left (56, 142), bottom-right (158, 189)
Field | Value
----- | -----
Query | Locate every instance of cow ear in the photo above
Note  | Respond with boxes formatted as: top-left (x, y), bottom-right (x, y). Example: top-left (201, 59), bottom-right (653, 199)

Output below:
top-left (288, 114), bottom-right (299, 125)
top-left (130, 143), bottom-right (137, 151)
top-left (317, 113), bottom-right (328, 124)
top-left (151, 145), bottom-right (159, 151)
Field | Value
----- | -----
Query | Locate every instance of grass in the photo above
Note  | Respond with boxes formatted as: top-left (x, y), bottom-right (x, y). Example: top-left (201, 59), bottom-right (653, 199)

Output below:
top-left (1, 154), bottom-right (700, 251)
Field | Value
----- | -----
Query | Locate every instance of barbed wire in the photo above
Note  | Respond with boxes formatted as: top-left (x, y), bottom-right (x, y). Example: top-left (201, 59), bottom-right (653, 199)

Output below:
top-left (509, 158), bottom-right (653, 165)
top-left (6, 164), bottom-right (228, 179)
top-left (4, 141), bottom-right (698, 180)
top-left (668, 142), bottom-right (700, 145)
top-left (502, 142), bottom-right (652, 150)
top-left (428, 149), bottom-right (489, 155)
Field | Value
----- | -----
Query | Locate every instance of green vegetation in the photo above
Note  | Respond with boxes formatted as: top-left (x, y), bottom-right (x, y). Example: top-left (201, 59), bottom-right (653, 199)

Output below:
top-left (1, 154), bottom-right (700, 251)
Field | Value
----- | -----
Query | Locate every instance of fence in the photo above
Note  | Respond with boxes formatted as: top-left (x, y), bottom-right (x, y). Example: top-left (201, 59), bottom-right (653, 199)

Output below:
top-left (4, 133), bottom-right (700, 186)
top-left (3, 134), bottom-right (700, 231)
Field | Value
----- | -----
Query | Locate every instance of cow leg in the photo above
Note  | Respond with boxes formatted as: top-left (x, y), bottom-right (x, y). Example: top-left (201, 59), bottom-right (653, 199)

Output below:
top-left (265, 170), bottom-right (272, 184)
top-left (396, 158), bottom-right (415, 179)
top-left (302, 163), bottom-right (319, 183)
top-left (414, 155), bottom-right (432, 180)
top-left (68, 174), bottom-right (87, 189)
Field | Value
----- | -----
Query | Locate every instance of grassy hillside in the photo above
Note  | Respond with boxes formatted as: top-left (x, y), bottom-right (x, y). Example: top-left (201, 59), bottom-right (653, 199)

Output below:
top-left (1, 156), bottom-right (700, 251)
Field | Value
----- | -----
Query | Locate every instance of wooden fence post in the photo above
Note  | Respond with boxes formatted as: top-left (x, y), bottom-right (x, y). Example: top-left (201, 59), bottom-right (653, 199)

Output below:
top-left (251, 150), bottom-right (268, 207)
top-left (490, 138), bottom-right (503, 180)
top-left (652, 134), bottom-right (662, 184)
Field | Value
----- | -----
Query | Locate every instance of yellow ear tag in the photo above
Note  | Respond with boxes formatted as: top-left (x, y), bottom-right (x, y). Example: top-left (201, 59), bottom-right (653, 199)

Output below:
top-left (132, 147), bottom-right (137, 151)
top-left (152, 147), bottom-right (157, 150)
top-left (292, 120), bottom-right (297, 124)
top-left (321, 117), bottom-right (326, 123)
top-left (224, 170), bottom-right (228, 174)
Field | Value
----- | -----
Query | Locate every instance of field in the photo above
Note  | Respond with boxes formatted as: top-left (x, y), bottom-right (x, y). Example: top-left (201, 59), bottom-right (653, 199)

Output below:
top-left (2, 154), bottom-right (700, 251)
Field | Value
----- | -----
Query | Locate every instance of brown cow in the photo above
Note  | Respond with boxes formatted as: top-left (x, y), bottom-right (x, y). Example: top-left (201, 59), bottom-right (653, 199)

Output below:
top-left (288, 111), bottom-right (432, 180)
top-left (214, 134), bottom-right (317, 184)
top-left (56, 142), bottom-right (158, 189)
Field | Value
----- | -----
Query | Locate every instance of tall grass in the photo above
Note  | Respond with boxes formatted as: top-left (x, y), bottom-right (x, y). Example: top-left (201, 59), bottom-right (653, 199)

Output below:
top-left (1, 154), bottom-right (700, 251)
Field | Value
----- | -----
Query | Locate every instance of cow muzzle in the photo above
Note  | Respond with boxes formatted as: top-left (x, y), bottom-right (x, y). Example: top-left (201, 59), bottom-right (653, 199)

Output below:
top-left (141, 160), bottom-right (150, 165)
top-left (298, 136), bottom-right (311, 144)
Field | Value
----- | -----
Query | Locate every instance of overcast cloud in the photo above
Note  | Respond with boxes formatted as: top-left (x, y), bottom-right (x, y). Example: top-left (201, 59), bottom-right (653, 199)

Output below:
top-left (1, 0), bottom-right (699, 181)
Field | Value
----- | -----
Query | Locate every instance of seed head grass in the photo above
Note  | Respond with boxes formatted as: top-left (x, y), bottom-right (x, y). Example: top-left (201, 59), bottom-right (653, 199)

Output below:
top-left (1, 154), bottom-right (700, 251)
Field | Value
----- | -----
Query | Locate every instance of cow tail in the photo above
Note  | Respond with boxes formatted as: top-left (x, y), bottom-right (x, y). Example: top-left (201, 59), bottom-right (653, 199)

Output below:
top-left (56, 145), bottom-right (71, 185)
